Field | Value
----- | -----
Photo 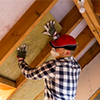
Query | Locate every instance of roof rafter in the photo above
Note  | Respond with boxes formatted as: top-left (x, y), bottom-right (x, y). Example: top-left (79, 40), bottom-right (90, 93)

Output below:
top-left (73, 0), bottom-right (100, 44)
top-left (0, 76), bottom-right (16, 90)
top-left (73, 26), bottom-right (94, 57)
top-left (89, 88), bottom-right (100, 100)
top-left (78, 41), bottom-right (100, 69)
top-left (92, 0), bottom-right (100, 15)
top-left (60, 6), bottom-right (83, 35)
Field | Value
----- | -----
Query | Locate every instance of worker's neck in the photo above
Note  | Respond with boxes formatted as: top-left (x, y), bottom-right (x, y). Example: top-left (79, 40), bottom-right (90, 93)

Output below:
top-left (56, 55), bottom-right (71, 59)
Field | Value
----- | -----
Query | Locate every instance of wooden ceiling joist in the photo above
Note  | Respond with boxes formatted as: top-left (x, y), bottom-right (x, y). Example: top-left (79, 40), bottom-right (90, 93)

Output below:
top-left (60, 6), bottom-right (83, 35)
top-left (0, 0), bottom-right (58, 67)
top-left (89, 88), bottom-right (100, 100)
top-left (73, 26), bottom-right (94, 57)
top-left (78, 41), bottom-right (100, 69)
top-left (34, 90), bottom-right (44, 100)
top-left (92, 0), bottom-right (100, 15)
top-left (84, 0), bottom-right (100, 31)
top-left (73, 0), bottom-right (100, 45)
top-left (0, 76), bottom-right (16, 90)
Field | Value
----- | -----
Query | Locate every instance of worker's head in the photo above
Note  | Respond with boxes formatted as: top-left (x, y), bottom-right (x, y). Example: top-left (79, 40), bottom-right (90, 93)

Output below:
top-left (50, 35), bottom-right (77, 58)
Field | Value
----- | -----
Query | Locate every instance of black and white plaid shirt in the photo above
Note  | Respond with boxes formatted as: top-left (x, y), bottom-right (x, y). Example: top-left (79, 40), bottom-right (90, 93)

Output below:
top-left (18, 56), bottom-right (81, 100)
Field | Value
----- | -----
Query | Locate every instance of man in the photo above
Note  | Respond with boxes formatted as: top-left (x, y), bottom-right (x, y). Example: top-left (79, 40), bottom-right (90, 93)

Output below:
top-left (17, 20), bottom-right (81, 100)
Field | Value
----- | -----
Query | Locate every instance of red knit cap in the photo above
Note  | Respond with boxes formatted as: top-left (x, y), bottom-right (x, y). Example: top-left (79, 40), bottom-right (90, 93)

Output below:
top-left (50, 35), bottom-right (77, 50)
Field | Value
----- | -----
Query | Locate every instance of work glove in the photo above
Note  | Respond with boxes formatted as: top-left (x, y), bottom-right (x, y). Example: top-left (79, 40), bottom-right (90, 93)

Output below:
top-left (17, 44), bottom-right (27, 61)
top-left (42, 20), bottom-right (60, 40)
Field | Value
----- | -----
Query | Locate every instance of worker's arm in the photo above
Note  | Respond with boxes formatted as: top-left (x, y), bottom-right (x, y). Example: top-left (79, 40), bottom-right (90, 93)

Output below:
top-left (18, 60), bottom-right (55, 79)
top-left (17, 44), bottom-right (55, 80)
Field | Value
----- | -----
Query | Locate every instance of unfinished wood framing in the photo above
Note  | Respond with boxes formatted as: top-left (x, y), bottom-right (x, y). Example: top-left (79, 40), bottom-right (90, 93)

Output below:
top-left (89, 88), bottom-right (100, 100)
top-left (0, 76), bottom-right (16, 90)
top-left (60, 6), bottom-right (83, 35)
top-left (34, 90), bottom-right (44, 100)
top-left (73, 26), bottom-right (94, 57)
top-left (73, 0), bottom-right (100, 44)
top-left (92, 0), bottom-right (100, 15)
top-left (78, 41), bottom-right (100, 69)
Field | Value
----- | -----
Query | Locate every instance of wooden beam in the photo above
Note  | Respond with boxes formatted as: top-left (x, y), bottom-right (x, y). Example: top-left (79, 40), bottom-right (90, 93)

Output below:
top-left (73, 26), bottom-right (94, 57)
top-left (59, 6), bottom-right (95, 58)
top-left (0, 76), bottom-right (16, 90)
top-left (78, 41), bottom-right (100, 69)
top-left (89, 88), bottom-right (100, 100)
top-left (0, 0), bottom-right (58, 67)
top-left (84, 0), bottom-right (100, 28)
top-left (34, 90), bottom-right (44, 100)
top-left (73, 0), bottom-right (100, 45)
top-left (60, 6), bottom-right (83, 35)
top-left (92, 0), bottom-right (100, 15)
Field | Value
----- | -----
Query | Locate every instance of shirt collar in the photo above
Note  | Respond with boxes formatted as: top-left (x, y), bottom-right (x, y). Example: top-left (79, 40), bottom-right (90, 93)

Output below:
top-left (57, 56), bottom-right (74, 62)
top-left (64, 56), bottom-right (74, 61)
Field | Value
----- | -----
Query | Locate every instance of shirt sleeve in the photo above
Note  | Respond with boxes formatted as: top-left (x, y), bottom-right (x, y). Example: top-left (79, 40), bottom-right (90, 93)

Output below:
top-left (18, 60), bottom-right (56, 80)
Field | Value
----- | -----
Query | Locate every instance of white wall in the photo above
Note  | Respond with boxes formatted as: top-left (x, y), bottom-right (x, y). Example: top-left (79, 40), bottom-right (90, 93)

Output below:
top-left (76, 53), bottom-right (100, 100)
top-left (0, 0), bottom-right (35, 40)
